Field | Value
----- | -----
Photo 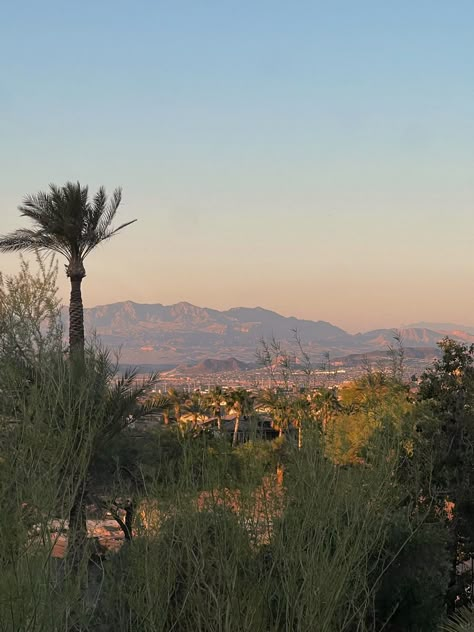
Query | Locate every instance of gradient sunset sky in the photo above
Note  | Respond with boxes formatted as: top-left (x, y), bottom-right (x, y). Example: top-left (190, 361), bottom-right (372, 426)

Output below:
top-left (1, 1), bottom-right (474, 332)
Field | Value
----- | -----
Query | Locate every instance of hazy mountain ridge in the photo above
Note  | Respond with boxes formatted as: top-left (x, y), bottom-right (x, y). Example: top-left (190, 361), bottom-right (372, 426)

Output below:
top-left (64, 301), bottom-right (474, 364)
top-left (333, 347), bottom-right (443, 367)
top-left (352, 327), bottom-right (470, 348)
top-left (405, 321), bottom-right (474, 336)
top-left (75, 301), bottom-right (348, 339)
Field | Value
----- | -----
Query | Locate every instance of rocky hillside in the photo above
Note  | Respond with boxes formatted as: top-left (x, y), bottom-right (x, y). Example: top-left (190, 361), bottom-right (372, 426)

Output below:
top-left (162, 357), bottom-right (252, 377)
top-left (62, 301), bottom-right (474, 364)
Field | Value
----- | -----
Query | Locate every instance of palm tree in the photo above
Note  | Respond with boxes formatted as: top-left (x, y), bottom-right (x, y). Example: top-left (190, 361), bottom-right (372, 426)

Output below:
top-left (441, 607), bottom-right (474, 631)
top-left (257, 388), bottom-right (290, 487)
top-left (182, 391), bottom-right (208, 428)
top-left (0, 182), bottom-right (136, 356)
top-left (290, 394), bottom-right (312, 449)
top-left (258, 388), bottom-right (291, 438)
top-left (226, 387), bottom-right (255, 447)
top-left (311, 387), bottom-right (342, 433)
top-left (167, 387), bottom-right (185, 423)
top-left (72, 355), bottom-right (159, 558)
top-left (0, 183), bottom-right (135, 565)
top-left (150, 393), bottom-right (173, 425)
top-left (205, 385), bottom-right (225, 431)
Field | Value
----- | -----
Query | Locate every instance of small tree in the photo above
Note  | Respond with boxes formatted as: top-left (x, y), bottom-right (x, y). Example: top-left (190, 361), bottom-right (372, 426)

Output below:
top-left (416, 338), bottom-right (474, 612)
top-left (0, 254), bottom-right (62, 361)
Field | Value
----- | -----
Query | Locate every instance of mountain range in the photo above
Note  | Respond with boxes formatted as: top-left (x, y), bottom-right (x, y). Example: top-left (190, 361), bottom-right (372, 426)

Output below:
top-left (63, 301), bottom-right (474, 365)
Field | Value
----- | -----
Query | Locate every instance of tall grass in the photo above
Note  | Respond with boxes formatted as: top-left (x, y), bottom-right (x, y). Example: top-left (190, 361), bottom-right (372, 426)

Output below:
top-left (83, 425), bottom-right (405, 632)
top-left (0, 345), bottom-right (447, 631)
top-left (0, 272), bottom-right (438, 632)
top-left (0, 353), bottom-right (94, 630)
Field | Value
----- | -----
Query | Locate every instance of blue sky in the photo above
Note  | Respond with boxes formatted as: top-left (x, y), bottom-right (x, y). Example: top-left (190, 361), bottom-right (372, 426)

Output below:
top-left (1, 1), bottom-right (474, 331)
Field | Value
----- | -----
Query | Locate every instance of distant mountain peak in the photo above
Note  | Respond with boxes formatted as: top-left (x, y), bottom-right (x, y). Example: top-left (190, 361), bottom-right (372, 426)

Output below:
top-left (173, 301), bottom-right (198, 309)
top-left (69, 299), bottom-right (474, 366)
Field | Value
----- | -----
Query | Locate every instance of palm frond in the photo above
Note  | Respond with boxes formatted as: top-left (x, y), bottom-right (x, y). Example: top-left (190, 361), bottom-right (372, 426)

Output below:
top-left (440, 608), bottom-right (474, 632)
top-left (0, 229), bottom-right (70, 258)
top-left (84, 186), bottom-right (107, 237)
top-left (2, 182), bottom-right (135, 266)
top-left (150, 393), bottom-right (172, 411)
top-left (108, 219), bottom-right (137, 235)
top-left (81, 219), bottom-right (137, 258)
top-left (96, 187), bottom-right (122, 235)
top-left (99, 369), bottom-right (158, 440)
top-left (0, 230), bottom-right (40, 253)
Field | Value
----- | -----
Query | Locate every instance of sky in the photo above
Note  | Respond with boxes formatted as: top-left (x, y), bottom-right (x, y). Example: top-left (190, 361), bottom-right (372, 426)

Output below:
top-left (1, 1), bottom-right (474, 333)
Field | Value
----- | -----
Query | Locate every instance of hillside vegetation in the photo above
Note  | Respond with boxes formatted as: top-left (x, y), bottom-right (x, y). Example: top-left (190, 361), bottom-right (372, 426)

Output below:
top-left (1, 184), bottom-right (474, 631)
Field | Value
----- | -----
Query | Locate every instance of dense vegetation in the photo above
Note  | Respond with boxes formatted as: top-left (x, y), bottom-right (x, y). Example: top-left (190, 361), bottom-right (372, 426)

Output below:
top-left (1, 184), bottom-right (474, 631)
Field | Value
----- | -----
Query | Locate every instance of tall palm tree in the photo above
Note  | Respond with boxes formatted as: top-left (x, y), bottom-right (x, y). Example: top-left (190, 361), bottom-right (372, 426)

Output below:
top-left (182, 390), bottom-right (208, 427)
top-left (167, 387), bottom-right (185, 423)
top-left (290, 394), bottom-right (312, 449)
top-left (227, 387), bottom-right (255, 447)
top-left (0, 183), bottom-right (135, 565)
top-left (205, 385), bottom-right (225, 431)
top-left (0, 182), bottom-right (136, 356)
top-left (258, 388), bottom-right (291, 438)
top-left (312, 387), bottom-right (342, 433)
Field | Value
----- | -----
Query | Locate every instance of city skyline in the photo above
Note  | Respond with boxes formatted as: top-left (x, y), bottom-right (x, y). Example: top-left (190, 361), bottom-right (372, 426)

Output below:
top-left (1, 2), bottom-right (474, 331)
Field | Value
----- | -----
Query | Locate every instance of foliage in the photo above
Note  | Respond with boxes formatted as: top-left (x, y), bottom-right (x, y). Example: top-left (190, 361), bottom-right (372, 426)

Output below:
top-left (371, 510), bottom-right (451, 631)
top-left (3, 259), bottom-right (474, 630)
top-left (441, 608), bottom-right (474, 632)
top-left (0, 254), bottom-right (62, 359)
top-left (326, 372), bottom-right (411, 465)
top-left (415, 339), bottom-right (474, 610)
top-left (0, 182), bottom-right (135, 262)
top-left (263, 428), bottom-right (398, 632)
top-left (98, 506), bottom-right (262, 632)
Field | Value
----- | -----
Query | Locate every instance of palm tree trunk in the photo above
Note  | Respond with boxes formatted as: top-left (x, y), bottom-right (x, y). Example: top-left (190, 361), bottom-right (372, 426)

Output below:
top-left (232, 415), bottom-right (240, 447)
top-left (217, 412), bottom-right (222, 431)
top-left (67, 268), bottom-right (87, 566)
top-left (298, 424), bottom-right (302, 449)
top-left (69, 276), bottom-right (85, 357)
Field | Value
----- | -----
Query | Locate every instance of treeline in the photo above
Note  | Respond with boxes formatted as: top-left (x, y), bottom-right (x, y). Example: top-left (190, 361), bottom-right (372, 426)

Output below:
top-left (1, 183), bottom-right (473, 631)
